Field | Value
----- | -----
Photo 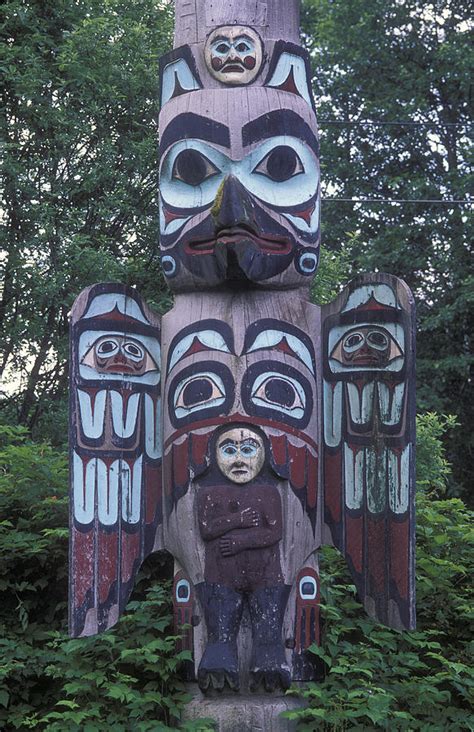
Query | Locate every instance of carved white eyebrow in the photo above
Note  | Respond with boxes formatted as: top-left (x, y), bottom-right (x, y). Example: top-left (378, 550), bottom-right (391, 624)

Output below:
top-left (246, 329), bottom-right (315, 375)
top-left (168, 329), bottom-right (231, 372)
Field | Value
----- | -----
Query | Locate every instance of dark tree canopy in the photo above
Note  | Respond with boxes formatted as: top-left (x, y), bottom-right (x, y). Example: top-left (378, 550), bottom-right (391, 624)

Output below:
top-left (301, 0), bottom-right (473, 497)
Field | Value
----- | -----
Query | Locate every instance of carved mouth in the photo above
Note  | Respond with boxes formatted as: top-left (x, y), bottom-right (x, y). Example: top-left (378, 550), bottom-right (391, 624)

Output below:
top-left (99, 362), bottom-right (141, 374)
top-left (221, 63), bottom-right (245, 74)
top-left (348, 353), bottom-right (383, 366)
top-left (186, 227), bottom-right (292, 255)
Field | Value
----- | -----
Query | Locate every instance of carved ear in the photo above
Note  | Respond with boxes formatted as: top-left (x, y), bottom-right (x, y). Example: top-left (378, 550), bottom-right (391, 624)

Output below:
top-left (265, 42), bottom-right (315, 110)
top-left (160, 46), bottom-right (202, 106)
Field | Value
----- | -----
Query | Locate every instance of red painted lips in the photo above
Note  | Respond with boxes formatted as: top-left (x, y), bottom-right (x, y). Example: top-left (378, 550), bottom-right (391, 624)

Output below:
top-left (186, 227), bottom-right (292, 255)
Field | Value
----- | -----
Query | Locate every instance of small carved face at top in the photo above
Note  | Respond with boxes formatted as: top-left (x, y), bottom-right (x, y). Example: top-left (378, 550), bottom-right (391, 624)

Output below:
top-left (330, 326), bottom-right (402, 369)
top-left (216, 427), bottom-right (265, 484)
top-left (82, 335), bottom-right (157, 376)
top-left (205, 26), bottom-right (263, 85)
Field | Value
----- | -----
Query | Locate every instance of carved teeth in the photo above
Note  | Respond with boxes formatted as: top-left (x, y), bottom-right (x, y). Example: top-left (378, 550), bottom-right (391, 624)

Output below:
top-left (366, 447), bottom-right (387, 513)
top-left (73, 451), bottom-right (95, 524)
top-left (119, 456), bottom-right (142, 524)
top-left (78, 390), bottom-right (142, 441)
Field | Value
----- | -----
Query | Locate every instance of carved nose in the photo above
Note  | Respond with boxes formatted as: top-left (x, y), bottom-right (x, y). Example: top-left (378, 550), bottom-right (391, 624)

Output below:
top-left (212, 175), bottom-right (256, 231)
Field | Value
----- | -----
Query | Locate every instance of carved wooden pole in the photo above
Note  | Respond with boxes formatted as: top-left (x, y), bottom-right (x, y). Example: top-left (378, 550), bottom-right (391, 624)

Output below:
top-left (69, 0), bottom-right (416, 715)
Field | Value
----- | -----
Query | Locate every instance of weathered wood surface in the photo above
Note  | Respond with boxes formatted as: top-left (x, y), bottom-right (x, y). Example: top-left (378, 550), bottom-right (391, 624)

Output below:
top-left (174, 0), bottom-right (301, 47)
top-left (69, 284), bottom-right (162, 637)
top-left (69, 0), bottom-right (416, 700)
top-left (321, 274), bottom-right (416, 630)
top-left (162, 291), bottom-right (322, 689)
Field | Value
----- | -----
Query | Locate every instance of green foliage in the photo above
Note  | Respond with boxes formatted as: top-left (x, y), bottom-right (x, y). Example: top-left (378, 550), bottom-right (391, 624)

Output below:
top-left (1, 415), bottom-right (472, 729)
top-left (1, 0), bottom-right (174, 434)
top-left (0, 424), bottom-right (213, 730)
top-left (285, 413), bottom-right (474, 731)
top-left (301, 0), bottom-right (473, 498)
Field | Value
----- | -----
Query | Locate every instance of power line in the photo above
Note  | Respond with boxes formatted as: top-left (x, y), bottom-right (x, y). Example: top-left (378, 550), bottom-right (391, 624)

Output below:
top-left (319, 120), bottom-right (470, 129)
top-left (322, 197), bottom-right (473, 205)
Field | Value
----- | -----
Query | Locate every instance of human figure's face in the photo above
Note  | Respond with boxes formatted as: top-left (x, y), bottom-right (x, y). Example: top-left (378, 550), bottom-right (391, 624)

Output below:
top-left (216, 427), bottom-right (265, 484)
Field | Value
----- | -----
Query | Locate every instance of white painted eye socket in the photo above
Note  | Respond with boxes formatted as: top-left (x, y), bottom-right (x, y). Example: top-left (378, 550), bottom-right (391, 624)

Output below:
top-left (251, 371), bottom-right (306, 418)
top-left (160, 140), bottom-right (229, 210)
top-left (176, 579), bottom-right (191, 603)
top-left (235, 40), bottom-right (252, 54)
top-left (253, 145), bottom-right (304, 182)
top-left (172, 149), bottom-right (220, 186)
top-left (299, 575), bottom-right (317, 600)
top-left (343, 332), bottom-right (364, 353)
top-left (221, 444), bottom-right (238, 457)
top-left (96, 339), bottom-right (119, 357)
top-left (174, 372), bottom-right (226, 418)
top-left (160, 137), bottom-right (318, 212)
top-left (244, 137), bottom-right (319, 207)
top-left (123, 341), bottom-right (144, 361)
top-left (213, 41), bottom-right (230, 55)
top-left (367, 330), bottom-right (389, 350)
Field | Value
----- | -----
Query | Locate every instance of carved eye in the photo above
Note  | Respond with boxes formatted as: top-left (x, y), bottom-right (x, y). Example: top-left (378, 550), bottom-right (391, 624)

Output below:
top-left (251, 372), bottom-right (305, 417)
top-left (174, 372), bottom-right (226, 418)
top-left (215, 42), bottom-right (230, 54)
top-left (221, 444), bottom-right (238, 458)
top-left (236, 41), bottom-right (251, 53)
top-left (122, 341), bottom-right (144, 361)
top-left (240, 442), bottom-right (258, 458)
top-left (367, 330), bottom-right (389, 350)
top-left (168, 362), bottom-right (234, 427)
top-left (96, 339), bottom-right (119, 357)
top-left (175, 579), bottom-right (190, 603)
top-left (253, 145), bottom-right (304, 182)
top-left (172, 149), bottom-right (220, 186)
top-left (299, 575), bottom-right (317, 600)
top-left (343, 332), bottom-right (364, 353)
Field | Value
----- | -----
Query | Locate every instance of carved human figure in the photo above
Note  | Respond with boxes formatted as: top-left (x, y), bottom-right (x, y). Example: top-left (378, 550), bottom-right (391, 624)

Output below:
top-left (196, 427), bottom-right (290, 692)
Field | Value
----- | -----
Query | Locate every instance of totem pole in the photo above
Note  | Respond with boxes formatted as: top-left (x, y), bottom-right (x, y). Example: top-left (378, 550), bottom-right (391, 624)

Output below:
top-left (69, 0), bottom-right (416, 699)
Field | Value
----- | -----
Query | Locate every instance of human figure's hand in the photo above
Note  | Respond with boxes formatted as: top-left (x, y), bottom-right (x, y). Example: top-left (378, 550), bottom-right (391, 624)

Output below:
top-left (220, 537), bottom-right (238, 556)
top-left (240, 507), bottom-right (260, 528)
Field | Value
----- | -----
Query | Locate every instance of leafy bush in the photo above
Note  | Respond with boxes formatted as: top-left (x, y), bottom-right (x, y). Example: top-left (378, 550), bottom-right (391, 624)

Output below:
top-left (286, 413), bottom-right (474, 730)
top-left (1, 415), bottom-right (472, 730)
top-left (0, 425), bottom-right (212, 731)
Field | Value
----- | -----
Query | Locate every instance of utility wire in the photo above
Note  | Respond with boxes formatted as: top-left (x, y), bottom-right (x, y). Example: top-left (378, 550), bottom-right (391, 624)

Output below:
top-left (322, 197), bottom-right (473, 204)
top-left (319, 121), bottom-right (470, 129)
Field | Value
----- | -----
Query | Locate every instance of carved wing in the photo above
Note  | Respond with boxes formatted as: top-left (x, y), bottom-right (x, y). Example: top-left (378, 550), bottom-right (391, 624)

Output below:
top-left (69, 284), bottom-right (162, 637)
top-left (322, 274), bottom-right (416, 630)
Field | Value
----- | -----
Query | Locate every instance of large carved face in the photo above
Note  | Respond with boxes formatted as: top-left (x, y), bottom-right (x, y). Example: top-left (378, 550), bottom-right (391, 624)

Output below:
top-left (162, 302), bottom-right (320, 527)
top-left (159, 87), bottom-right (320, 291)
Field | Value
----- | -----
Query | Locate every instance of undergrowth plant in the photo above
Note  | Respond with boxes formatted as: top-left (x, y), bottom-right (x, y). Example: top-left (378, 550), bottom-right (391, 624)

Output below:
top-left (0, 416), bottom-right (472, 730)
top-left (285, 413), bottom-right (473, 731)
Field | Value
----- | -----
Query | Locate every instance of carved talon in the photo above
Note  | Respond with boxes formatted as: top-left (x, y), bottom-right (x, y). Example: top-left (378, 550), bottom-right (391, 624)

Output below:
top-left (198, 642), bottom-right (240, 693)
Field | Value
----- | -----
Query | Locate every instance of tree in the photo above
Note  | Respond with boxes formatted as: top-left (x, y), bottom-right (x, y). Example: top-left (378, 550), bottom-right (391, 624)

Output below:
top-left (1, 0), bottom-right (173, 440)
top-left (302, 0), bottom-right (473, 498)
